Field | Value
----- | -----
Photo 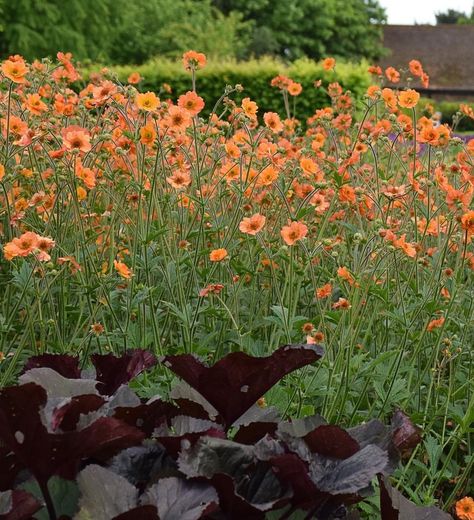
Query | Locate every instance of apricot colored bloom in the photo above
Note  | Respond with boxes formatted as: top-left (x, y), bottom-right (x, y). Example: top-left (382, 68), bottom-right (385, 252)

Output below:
top-left (127, 72), bottom-right (142, 84)
top-left (385, 66), bottom-right (400, 83)
top-left (394, 234), bottom-right (417, 258)
top-left (24, 93), bottom-right (47, 115)
top-left (461, 211), bottom-right (474, 236)
top-left (287, 81), bottom-right (302, 96)
top-left (242, 97), bottom-right (258, 119)
top-left (239, 213), bottom-right (266, 235)
top-left (316, 283), bottom-right (332, 299)
top-left (182, 50), bottom-right (207, 71)
top-left (178, 91), bottom-right (205, 116)
top-left (408, 59), bottom-right (423, 77)
top-left (456, 497), bottom-right (474, 520)
top-left (0, 164), bottom-right (4, 181)
top-left (382, 88), bottom-right (397, 110)
top-left (332, 297), bottom-right (351, 310)
top-left (209, 248), bottom-right (228, 262)
top-left (427, 316), bottom-right (445, 332)
top-left (62, 125), bottom-right (92, 153)
top-left (165, 105), bottom-right (192, 131)
top-left (166, 169), bottom-right (191, 190)
top-left (280, 221), bottom-right (308, 246)
top-left (140, 123), bottom-right (156, 146)
top-left (337, 266), bottom-right (356, 286)
top-left (2, 58), bottom-right (28, 83)
top-left (135, 91), bottom-right (160, 112)
top-left (398, 89), bottom-right (420, 109)
top-left (3, 232), bottom-right (54, 261)
top-left (322, 57), bottom-right (336, 70)
top-left (368, 65), bottom-right (382, 75)
top-left (75, 160), bottom-right (96, 189)
top-left (114, 260), bottom-right (133, 279)
top-left (263, 112), bottom-right (283, 133)
top-left (366, 85), bottom-right (381, 99)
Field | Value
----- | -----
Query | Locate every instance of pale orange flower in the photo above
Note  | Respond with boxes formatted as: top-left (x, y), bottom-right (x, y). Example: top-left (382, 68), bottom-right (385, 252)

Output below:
top-left (239, 213), bottom-right (266, 235)
top-left (140, 123), bottom-right (156, 146)
top-left (62, 125), bottom-right (92, 153)
top-left (398, 89), bottom-right (420, 109)
top-left (182, 50), bottom-right (207, 70)
top-left (135, 92), bottom-right (160, 112)
top-left (385, 67), bottom-right (400, 83)
top-left (456, 497), bottom-right (474, 520)
top-left (178, 91), bottom-right (205, 116)
top-left (2, 58), bottom-right (28, 83)
top-left (164, 105), bottom-right (192, 131)
top-left (322, 57), bottom-right (336, 71)
top-left (24, 93), bottom-right (47, 115)
top-left (166, 169), bottom-right (191, 190)
top-left (316, 283), bottom-right (332, 299)
top-left (427, 316), bottom-right (445, 332)
top-left (114, 260), bottom-right (133, 279)
top-left (127, 72), bottom-right (142, 84)
top-left (461, 211), bottom-right (474, 236)
top-left (408, 59), bottom-right (423, 77)
top-left (287, 81), bottom-right (302, 96)
top-left (263, 112), bottom-right (283, 133)
top-left (209, 248), bottom-right (228, 262)
top-left (332, 297), bottom-right (351, 310)
top-left (242, 98), bottom-right (258, 120)
top-left (280, 221), bottom-right (308, 246)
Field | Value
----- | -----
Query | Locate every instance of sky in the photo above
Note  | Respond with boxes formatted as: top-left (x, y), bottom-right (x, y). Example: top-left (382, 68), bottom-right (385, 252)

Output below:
top-left (379, 0), bottom-right (473, 24)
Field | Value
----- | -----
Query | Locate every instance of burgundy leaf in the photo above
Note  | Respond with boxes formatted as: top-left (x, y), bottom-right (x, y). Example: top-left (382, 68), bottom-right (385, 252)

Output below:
top-left (114, 400), bottom-right (178, 436)
top-left (113, 506), bottom-right (158, 520)
top-left (0, 490), bottom-right (42, 520)
top-left (304, 425), bottom-right (360, 459)
top-left (92, 350), bottom-right (157, 395)
top-left (391, 410), bottom-right (422, 457)
top-left (22, 354), bottom-right (80, 379)
top-left (158, 428), bottom-right (226, 458)
top-left (52, 394), bottom-right (106, 431)
top-left (233, 422), bottom-right (278, 445)
top-left (379, 477), bottom-right (452, 519)
top-left (163, 344), bottom-right (324, 427)
top-left (0, 447), bottom-right (24, 492)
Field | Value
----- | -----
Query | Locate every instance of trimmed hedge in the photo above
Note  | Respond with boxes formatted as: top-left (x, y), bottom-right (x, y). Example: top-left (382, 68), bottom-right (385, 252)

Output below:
top-left (88, 57), bottom-right (371, 121)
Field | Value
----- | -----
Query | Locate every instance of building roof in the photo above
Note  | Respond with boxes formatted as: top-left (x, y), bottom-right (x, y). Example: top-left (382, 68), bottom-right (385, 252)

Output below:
top-left (380, 25), bottom-right (474, 91)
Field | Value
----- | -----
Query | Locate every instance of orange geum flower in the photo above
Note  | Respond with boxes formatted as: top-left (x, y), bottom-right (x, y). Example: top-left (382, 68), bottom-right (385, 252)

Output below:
top-left (62, 125), bottom-right (92, 153)
top-left (0, 164), bottom-right (4, 182)
top-left (127, 72), bottom-right (142, 84)
top-left (322, 57), bottom-right (336, 70)
top-left (263, 112), bottom-right (283, 133)
top-left (178, 91), bottom-right (205, 116)
top-left (166, 169), bottom-right (191, 190)
top-left (140, 123), bottom-right (156, 146)
top-left (24, 93), bottom-right (47, 115)
top-left (337, 266), bottom-right (356, 286)
top-left (408, 59), bottom-right (423, 77)
top-left (242, 97), bottom-right (258, 120)
top-left (287, 81), bottom-right (302, 96)
top-left (382, 88), bottom-right (397, 110)
top-left (398, 89), bottom-right (420, 109)
top-left (2, 58), bottom-right (28, 83)
top-left (332, 297), bottom-right (351, 310)
top-left (461, 210), bottom-right (474, 236)
top-left (114, 260), bottom-right (133, 279)
top-left (239, 213), bottom-right (266, 236)
top-left (456, 497), bottom-right (474, 520)
top-left (209, 248), bottom-right (228, 262)
top-left (182, 50), bottom-right (207, 71)
top-left (135, 91), bottom-right (160, 112)
top-left (427, 316), bottom-right (445, 332)
top-left (280, 221), bottom-right (308, 246)
top-left (3, 231), bottom-right (39, 260)
top-left (164, 105), bottom-right (192, 131)
top-left (385, 66), bottom-right (400, 83)
top-left (366, 85), bottom-right (381, 99)
top-left (316, 283), bottom-right (332, 299)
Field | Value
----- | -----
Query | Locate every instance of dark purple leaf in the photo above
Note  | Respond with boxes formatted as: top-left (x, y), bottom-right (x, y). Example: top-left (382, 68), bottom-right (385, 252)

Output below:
top-left (379, 477), bottom-right (452, 519)
top-left (142, 477), bottom-right (219, 520)
top-left (113, 399), bottom-right (178, 436)
top-left (52, 394), bottom-right (105, 431)
top-left (163, 344), bottom-right (324, 427)
top-left (304, 425), bottom-right (360, 459)
top-left (113, 506), bottom-right (158, 520)
top-left (0, 447), bottom-right (24, 492)
top-left (0, 489), bottom-right (42, 520)
top-left (390, 410), bottom-right (422, 457)
top-left (92, 350), bottom-right (157, 395)
top-left (22, 354), bottom-right (80, 379)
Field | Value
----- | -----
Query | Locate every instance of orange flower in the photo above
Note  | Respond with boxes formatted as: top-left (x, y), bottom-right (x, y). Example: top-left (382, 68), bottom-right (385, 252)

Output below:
top-left (164, 105), bottom-right (192, 131)
top-left (398, 89), bottom-right (420, 109)
top-left (394, 234), bottom-right (417, 258)
top-left (385, 67), bottom-right (400, 83)
top-left (322, 57), bottom-right (336, 71)
top-left (62, 125), bottom-right (92, 153)
top-left (427, 316), bottom-right (445, 331)
top-left (2, 58), bottom-right (28, 83)
top-left (316, 283), bottom-right (332, 299)
top-left (408, 59), bottom-right (423, 77)
top-left (287, 81), bottom-right (302, 96)
top-left (24, 93), bottom-right (47, 115)
top-left (332, 297), bottom-right (351, 310)
top-left (127, 72), bottom-right (142, 84)
top-left (209, 248), bottom-right (228, 262)
top-left (178, 91), bottom-right (205, 116)
top-left (337, 266), bottom-right (356, 286)
top-left (382, 88), bottom-right (397, 110)
top-left (456, 497), bottom-right (474, 520)
top-left (140, 123), bottom-right (156, 146)
top-left (263, 112), bottom-right (283, 133)
top-left (114, 260), bottom-right (133, 279)
top-left (135, 92), bottom-right (160, 112)
top-left (75, 160), bottom-right (96, 189)
top-left (366, 85), bottom-right (381, 99)
top-left (182, 50), bottom-right (207, 70)
top-left (0, 164), bottom-right (4, 182)
top-left (280, 221), bottom-right (308, 246)
top-left (239, 213), bottom-right (266, 235)
top-left (166, 169), bottom-right (191, 190)
top-left (242, 98), bottom-right (258, 119)
top-left (461, 211), bottom-right (474, 236)
top-left (3, 232), bottom-right (39, 260)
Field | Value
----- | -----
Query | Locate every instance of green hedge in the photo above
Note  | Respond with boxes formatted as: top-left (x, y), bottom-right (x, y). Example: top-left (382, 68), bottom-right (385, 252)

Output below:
top-left (88, 57), bottom-right (371, 122)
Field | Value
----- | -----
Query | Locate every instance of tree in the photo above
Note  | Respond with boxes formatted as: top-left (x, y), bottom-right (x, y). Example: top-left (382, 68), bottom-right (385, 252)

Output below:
top-left (435, 8), bottom-right (472, 24)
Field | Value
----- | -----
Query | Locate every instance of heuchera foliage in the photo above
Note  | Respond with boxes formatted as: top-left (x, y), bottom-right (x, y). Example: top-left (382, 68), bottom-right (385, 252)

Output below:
top-left (0, 346), bottom-right (452, 519)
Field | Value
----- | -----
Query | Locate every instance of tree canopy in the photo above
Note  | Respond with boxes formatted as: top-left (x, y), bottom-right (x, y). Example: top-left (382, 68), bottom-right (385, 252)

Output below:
top-left (0, 0), bottom-right (386, 64)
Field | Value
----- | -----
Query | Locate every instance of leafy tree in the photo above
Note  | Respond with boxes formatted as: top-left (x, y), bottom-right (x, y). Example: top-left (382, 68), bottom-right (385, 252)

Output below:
top-left (435, 8), bottom-right (472, 24)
